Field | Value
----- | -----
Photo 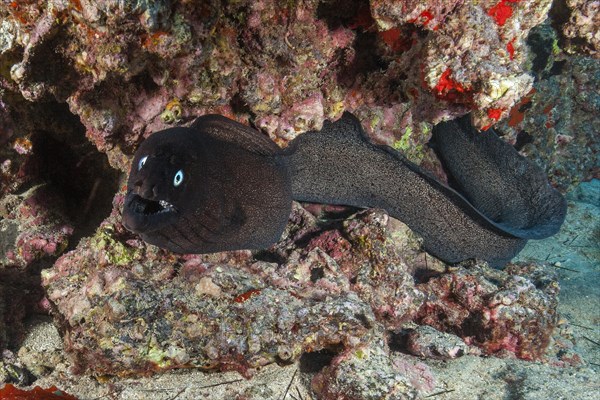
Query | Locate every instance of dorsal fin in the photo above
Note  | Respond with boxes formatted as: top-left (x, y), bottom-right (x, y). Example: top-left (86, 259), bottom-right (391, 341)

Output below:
top-left (191, 114), bottom-right (281, 156)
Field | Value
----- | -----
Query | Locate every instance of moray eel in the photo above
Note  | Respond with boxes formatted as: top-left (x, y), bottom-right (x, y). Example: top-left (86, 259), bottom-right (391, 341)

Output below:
top-left (122, 112), bottom-right (566, 267)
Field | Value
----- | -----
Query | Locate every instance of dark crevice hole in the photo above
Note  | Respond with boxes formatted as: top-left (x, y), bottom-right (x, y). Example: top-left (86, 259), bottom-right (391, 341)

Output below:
top-left (514, 131), bottom-right (533, 151)
top-left (130, 68), bottom-right (161, 93)
top-left (310, 266), bottom-right (325, 282)
top-left (546, 60), bottom-right (566, 77)
top-left (388, 329), bottom-right (411, 353)
top-left (31, 104), bottom-right (120, 249)
top-left (299, 349), bottom-right (339, 373)
top-left (230, 92), bottom-right (253, 117)
top-left (316, 0), bottom-right (370, 30)
top-left (252, 250), bottom-right (286, 264)
top-left (317, 0), bottom-right (389, 88)
top-left (412, 268), bottom-right (444, 284)
top-left (337, 32), bottom-right (389, 88)
top-left (27, 31), bottom-right (81, 101)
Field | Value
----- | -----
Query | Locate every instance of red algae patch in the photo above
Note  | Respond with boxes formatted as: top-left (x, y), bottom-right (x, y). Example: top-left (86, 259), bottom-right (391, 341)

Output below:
top-left (0, 384), bottom-right (78, 400)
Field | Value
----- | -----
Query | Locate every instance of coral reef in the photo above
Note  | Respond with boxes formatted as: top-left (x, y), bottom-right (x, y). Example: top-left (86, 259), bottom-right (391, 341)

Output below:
top-left (1, 0), bottom-right (559, 174)
top-left (415, 262), bottom-right (560, 360)
top-left (0, 0), bottom-right (595, 396)
top-left (41, 185), bottom-right (561, 384)
top-left (41, 195), bottom-right (427, 377)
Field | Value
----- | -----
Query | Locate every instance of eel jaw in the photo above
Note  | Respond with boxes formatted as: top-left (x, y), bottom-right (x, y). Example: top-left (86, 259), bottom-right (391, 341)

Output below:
top-left (122, 192), bottom-right (178, 233)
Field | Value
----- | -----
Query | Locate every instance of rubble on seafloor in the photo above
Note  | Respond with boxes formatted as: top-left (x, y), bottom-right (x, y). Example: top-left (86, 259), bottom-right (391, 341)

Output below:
top-left (415, 262), bottom-right (560, 360)
top-left (0, 0), bottom-right (598, 398)
top-left (311, 336), bottom-right (420, 400)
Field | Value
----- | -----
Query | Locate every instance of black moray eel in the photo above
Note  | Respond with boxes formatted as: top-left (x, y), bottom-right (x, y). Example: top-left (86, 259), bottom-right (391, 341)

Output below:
top-left (122, 112), bottom-right (566, 267)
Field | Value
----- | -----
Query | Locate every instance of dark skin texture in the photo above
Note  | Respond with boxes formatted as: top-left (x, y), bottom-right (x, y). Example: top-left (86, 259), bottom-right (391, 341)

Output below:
top-left (123, 113), bottom-right (566, 267)
top-left (122, 116), bottom-right (291, 253)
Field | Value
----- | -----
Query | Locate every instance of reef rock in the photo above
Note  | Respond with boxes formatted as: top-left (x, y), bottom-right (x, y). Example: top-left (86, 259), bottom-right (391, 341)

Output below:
top-left (311, 336), bottom-right (420, 400)
top-left (0, 0), bottom-right (584, 393)
top-left (1, 0), bottom-right (558, 177)
top-left (415, 262), bottom-right (560, 360)
top-left (0, 184), bottom-right (72, 269)
top-left (559, 0), bottom-right (599, 57)
top-left (42, 194), bottom-right (428, 376)
top-left (404, 325), bottom-right (470, 360)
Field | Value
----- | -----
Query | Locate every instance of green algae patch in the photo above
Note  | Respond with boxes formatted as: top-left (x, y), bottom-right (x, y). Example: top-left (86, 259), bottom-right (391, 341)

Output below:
top-left (92, 227), bottom-right (141, 266)
top-left (392, 123), bottom-right (430, 164)
top-left (392, 126), bottom-right (412, 152)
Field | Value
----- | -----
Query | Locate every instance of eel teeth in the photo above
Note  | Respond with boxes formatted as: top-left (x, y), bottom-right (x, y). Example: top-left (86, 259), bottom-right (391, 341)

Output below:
top-left (159, 200), bottom-right (174, 210)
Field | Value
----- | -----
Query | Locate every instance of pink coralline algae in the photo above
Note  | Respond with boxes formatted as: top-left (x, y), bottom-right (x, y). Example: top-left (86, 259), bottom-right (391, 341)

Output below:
top-left (0, 184), bottom-right (73, 269)
top-left (1, 0), bottom-right (559, 177)
top-left (415, 262), bottom-right (560, 360)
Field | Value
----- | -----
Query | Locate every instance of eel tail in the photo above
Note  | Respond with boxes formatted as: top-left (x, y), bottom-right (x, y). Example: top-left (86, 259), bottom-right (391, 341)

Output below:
top-left (284, 112), bottom-right (566, 267)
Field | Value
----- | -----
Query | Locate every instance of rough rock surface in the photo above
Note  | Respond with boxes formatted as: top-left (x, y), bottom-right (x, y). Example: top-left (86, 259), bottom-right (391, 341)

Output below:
top-left (311, 336), bottom-right (420, 400)
top-left (415, 263), bottom-right (560, 360)
top-left (1, 0), bottom-right (558, 174)
top-left (41, 185), bottom-right (561, 383)
top-left (404, 325), bottom-right (471, 360)
top-left (557, 0), bottom-right (600, 57)
top-left (42, 197), bottom-right (425, 376)
top-left (0, 184), bottom-right (72, 269)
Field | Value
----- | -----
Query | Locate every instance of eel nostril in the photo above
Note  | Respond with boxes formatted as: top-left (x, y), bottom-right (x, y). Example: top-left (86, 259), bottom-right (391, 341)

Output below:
top-left (152, 185), bottom-right (159, 198)
top-left (134, 180), bottom-right (143, 188)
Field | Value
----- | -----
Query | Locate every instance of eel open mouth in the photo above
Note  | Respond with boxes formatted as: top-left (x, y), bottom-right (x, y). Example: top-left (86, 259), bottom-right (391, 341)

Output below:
top-left (128, 194), bottom-right (177, 215)
top-left (123, 192), bottom-right (178, 233)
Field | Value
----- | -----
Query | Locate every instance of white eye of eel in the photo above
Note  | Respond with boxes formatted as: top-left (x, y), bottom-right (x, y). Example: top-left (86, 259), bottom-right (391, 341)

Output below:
top-left (173, 170), bottom-right (184, 187)
top-left (138, 155), bottom-right (148, 170)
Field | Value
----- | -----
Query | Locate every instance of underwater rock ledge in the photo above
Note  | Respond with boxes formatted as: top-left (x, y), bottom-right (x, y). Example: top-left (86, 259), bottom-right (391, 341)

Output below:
top-left (42, 192), bottom-right (560, 384)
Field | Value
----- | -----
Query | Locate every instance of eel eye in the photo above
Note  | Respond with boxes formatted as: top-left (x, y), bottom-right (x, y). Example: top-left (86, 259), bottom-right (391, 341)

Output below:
top-left (173, 170), bottom-right (184, 187)
top-left (138, 155), bottom-right (148, 170)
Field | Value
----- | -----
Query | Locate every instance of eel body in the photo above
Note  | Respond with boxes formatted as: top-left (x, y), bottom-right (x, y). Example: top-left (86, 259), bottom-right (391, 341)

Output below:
top-left (122, 112), bottom-right (566, 267)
